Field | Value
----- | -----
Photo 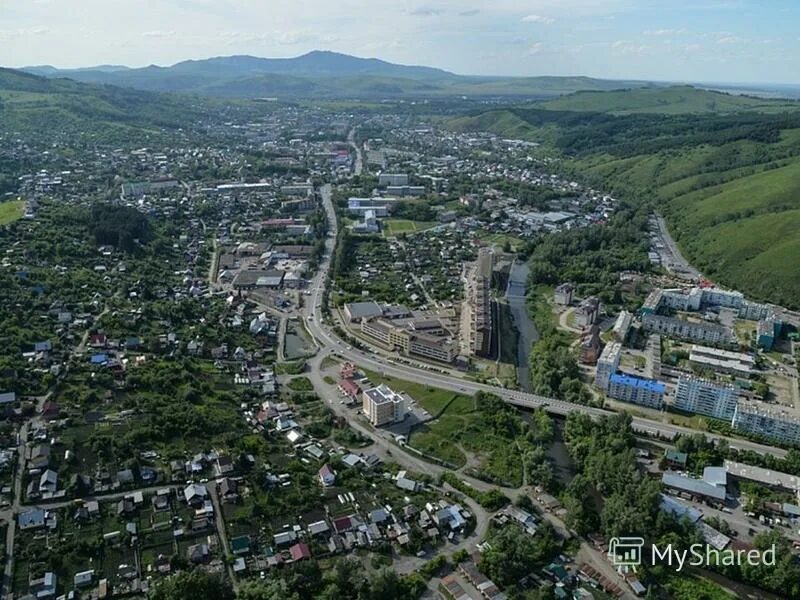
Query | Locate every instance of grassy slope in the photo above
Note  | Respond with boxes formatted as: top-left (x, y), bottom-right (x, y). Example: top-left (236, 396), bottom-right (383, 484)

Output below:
top-left (538, 85), bottom-right (799, 115)
top-left (447, 87), bottom-right (800, 306)
top-left (0, 200), bottom-right (24, 225)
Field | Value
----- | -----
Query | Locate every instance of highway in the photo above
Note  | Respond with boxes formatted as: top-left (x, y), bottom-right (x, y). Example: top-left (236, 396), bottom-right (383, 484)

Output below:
top-left (304, 184), bottom-right (789, 461)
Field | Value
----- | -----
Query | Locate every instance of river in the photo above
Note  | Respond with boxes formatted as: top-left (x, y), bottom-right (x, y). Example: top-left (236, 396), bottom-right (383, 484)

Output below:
top-left (505, 259), bottom-right (539, 392)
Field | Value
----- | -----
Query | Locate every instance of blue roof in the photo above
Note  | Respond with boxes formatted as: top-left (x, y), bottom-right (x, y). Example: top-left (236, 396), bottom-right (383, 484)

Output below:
top-left (609, 373), bottom-right (665, 393)
top-left (659, 494), bottom-right (702, 522)
top-left (90, 353), bottom-right (108, 364)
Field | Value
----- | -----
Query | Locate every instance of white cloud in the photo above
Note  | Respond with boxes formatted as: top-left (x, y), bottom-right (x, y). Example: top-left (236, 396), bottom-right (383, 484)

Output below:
top-left (142, 30), bottom-right (174, 38)
top-left (522, 14), bottom-right (555, 24)
top-left (611, 40), bottom-right (647, 55)
top-left (643, 28), bottom-right (687, 36)
top-left (529, 42), bottom-right (545, 54)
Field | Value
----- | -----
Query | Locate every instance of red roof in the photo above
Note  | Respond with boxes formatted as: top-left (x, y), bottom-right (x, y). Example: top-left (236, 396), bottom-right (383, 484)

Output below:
top-left (333, 516), bottom-right (352, 533)
top-left (289, 542), bottom-right (311, 561)
top-left (338, 378), bottom-right (361, 397)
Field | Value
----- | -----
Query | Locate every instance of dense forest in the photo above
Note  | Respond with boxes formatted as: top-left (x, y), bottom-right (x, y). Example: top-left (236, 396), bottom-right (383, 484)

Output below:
top-left (90, 203), bottom-right (151, 252)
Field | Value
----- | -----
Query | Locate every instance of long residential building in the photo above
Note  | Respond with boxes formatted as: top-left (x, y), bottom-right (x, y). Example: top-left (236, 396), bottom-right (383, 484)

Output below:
top-left (689, 345), bottom-right (755, 375)
top-left (673, 376), bottom-right (738, 421)
top-left (362, 385), bottom-right (407, 427)
top-left (468, 248), bottom-right (494, 358)
top-left (607, 373), bottom-right (665, 409)
top-left (641, 313), bottom-right (732, 345)
top-left (732, 401), bottom-right (800, 446)
top-left (361, 318), bottom-right (455, 363)
top-left (378, 173), bottom-right (409, 187)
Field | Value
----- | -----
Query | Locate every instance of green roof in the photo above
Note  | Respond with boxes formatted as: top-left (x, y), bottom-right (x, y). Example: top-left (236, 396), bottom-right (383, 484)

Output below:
top-left (230, 535), bottom-right (251, 554)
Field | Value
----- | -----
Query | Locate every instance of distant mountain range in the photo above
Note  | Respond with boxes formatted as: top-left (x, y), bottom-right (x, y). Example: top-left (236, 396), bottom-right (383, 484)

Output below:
top-left (19, 50), bottom-right (656, 99)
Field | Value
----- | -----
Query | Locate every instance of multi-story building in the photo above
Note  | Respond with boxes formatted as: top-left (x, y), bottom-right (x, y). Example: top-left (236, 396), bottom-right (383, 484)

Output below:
top-left (378, 173), bottom-right (409, 187)
top-left (468, 248), bottom-right (494, 358)
top-left (361, 318), bottom-right (455, 363)
top-left (689, 345), bottom-right (755, 375)
top-left (579, 326), bottom-right (601, 365)
top-left (612, 310), bottom-right (633, 342)
top-left (607, 373), bottom-right (665, 409)
top-left (362, 385), bottom-right (408, 427)
top-left (757, 317), bottom-right (782, 351)
top-left (641, 313), bottom-right (732, 345)
top-left (553, 283), bottom-right (574, 306)
top-left (595, 342), bottom-right (622, 390)
top-left (732, 401), bottom-right (800, 446)
top-left (347, 197), bottom-right (395, 217)
top-left (673, 376), bottom-right (738, 421)
top-left (386, 185), bottom-right (425, 197)
top-left (643, 286), bottom-right (774, 322)
top-left (574, 296), bottom-right (600, 328)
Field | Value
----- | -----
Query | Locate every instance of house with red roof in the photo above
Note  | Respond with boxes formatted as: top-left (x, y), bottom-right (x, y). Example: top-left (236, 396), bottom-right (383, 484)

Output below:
top-left (289, 542), bottom-right (311, 562)
top-left (338, 378), bottom-right (361, 401)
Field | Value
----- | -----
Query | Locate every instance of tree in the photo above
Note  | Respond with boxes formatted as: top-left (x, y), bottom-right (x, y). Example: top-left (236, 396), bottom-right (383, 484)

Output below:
top-left (148, 571), bottom-right (234, 600)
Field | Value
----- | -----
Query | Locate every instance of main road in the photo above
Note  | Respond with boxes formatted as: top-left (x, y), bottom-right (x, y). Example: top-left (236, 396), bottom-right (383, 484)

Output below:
top-left (305, 184), bottom-right (788, 460)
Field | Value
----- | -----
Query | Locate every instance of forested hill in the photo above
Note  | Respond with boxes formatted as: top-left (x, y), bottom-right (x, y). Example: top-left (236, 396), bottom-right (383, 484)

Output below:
top-left (0, 67), bottom-right (230, 141)
top-left (536, 85), bottom-right (800, 115)
top-left (449, 87), bottom-right (800, 308)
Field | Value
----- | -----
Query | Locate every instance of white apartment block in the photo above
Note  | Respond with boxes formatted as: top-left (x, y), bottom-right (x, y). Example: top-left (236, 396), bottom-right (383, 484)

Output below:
top-left (674, 376), bottom-right (738, 421)
top-left (595, 342), bottom-right (622, 391)
top-left (732, 401), bottom-right (800, 446)
top-left (362, 385), bottom-right (408, 427)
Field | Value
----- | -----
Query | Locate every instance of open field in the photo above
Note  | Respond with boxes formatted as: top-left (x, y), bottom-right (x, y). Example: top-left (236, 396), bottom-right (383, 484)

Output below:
top-left (0, 200), bottom-right (24, 225)
top-left (382, 218), bottom-right (436, 236)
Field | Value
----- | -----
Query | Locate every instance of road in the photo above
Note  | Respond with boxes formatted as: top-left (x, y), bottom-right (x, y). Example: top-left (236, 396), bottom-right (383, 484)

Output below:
top-left (348, 128), bottom-right (363, 176)
top-left (304, 186), bottom-right (789, 460)
top-left (654, 214), bottom-right (701, 280)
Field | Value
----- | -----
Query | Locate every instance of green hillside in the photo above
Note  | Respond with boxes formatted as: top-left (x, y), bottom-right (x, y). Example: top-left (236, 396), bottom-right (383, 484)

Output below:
top-left (447, 87), bottom-right (800, 307)
top-left (537, 85), bottom-right (799, 114)
top-left (0, 67), bottom-right (246, 142)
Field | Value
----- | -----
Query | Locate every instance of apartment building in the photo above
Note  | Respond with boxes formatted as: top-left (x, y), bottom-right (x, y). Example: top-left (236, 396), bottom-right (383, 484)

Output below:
top-left (732, 401), bottom-right (800, 446)
top-left (673, 376), bottom-right (738, 421)
top-left (607, 373), bottom-right (665, 409)
top-left (612, 310), bottom-right (633, 342)
top-left (579, 325), bottom-right (601, 365)
top-left (689, 345), bottom-right (755, 375)
top-left (595, 342), bottom-right (622, 390)
top-left (386, 185), bottom-right (425, 197)
top-left (553, 283), bottom-right (574, 306)
top-left (361, 318), bottom-right (455, 363)
top-left (574, 296), bottom-right (600, 328)
top-left (362, 385), bottom-right (408, 427)
top-left (641, 313), bottom-right (732, 345)
top-left (468, 248), bottom-right (494, 358)
top-left (378, 173), bottom-right (409, 187)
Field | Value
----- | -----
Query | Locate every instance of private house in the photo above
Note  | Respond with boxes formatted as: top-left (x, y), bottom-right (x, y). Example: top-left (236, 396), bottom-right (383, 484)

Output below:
top-left (319, 464), bottom-right (336, 487)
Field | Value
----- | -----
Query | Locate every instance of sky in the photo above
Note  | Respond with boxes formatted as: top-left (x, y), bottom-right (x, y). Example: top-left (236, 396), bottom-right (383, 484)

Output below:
top-left (3, 0), bottom-right (800, 84)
